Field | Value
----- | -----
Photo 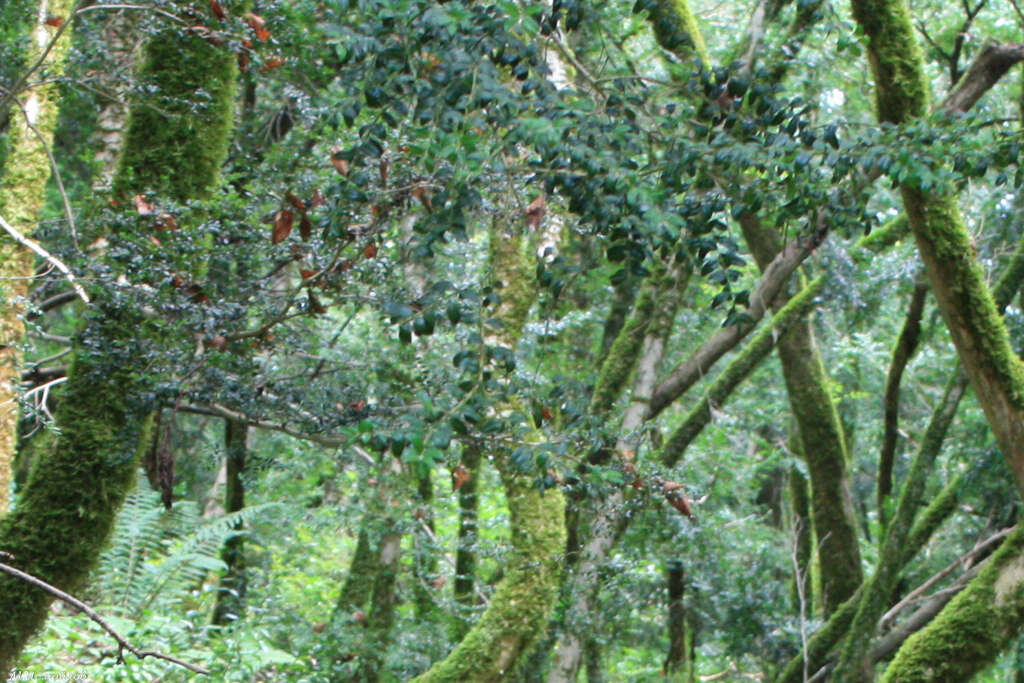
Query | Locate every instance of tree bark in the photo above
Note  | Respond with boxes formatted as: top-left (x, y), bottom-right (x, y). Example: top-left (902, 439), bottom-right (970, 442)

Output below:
top-left (452, 445), bottom-right (482, 641)
top-left (740, 215), bottom-right (863, 615)
top-left (0, 0), bottom-right (76, 516)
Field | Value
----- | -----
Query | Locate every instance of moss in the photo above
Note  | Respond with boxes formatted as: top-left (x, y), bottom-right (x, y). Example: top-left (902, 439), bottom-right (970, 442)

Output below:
top-left (0, 0), bottom-right (77, 515)
top-left (590, 282), bottom-right (657, 415)
top-left (880, 525), bottom-right (1024, 681)
top-left (849, 0), bottom-right (929, 123)
top-left (411, 473), bottom-right (566, 682)
top-left (855, 214), bottom-right (910, 260)
top-left (0, 319), bottom-right (155, 668)
top-left (488, 218), bottom-right (535, 346)
top-left (647, 0), bottom-right (710, 68)
top-left (114, 31), bottom-right (239, 200)
top-left (0, 7), bottom-right (240, 669)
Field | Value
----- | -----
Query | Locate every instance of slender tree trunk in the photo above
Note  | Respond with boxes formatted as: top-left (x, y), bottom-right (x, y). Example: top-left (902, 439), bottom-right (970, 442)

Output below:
top-left (0, 0), bottom-right (76, 516)
top-left (740, 217), bottom-right (863, 614)
top-left (413, 470), bottom-right (439, 620)
top-left (789, 466), bottom-right (813, 615)
top-left (452, 444), bottom-right (482, 640)
top-left (212, 419), bottom-right (247, 626)
top-left (353, 527), bottom-right (402, 681)
top-left (665, 560), bottom-right (695, 682)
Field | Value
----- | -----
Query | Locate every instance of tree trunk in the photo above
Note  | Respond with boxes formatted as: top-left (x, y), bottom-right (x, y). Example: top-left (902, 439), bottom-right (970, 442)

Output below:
top-left (412, 216), bottom-right (566, 681)
top-left (665, 560), bottom-right (695, 682)
top-left (0, 11), bottom-right (241, 670)
top-left (212, 419), bottom-right (248, 626)
top-left (880, 524), bottom-right (1024, 681)
top-left (0, 0), bottom-right (76, 516)
top-left (740, 217), bottom-right (863, 614)
top-left (452, 444), bottom-right (482, 640)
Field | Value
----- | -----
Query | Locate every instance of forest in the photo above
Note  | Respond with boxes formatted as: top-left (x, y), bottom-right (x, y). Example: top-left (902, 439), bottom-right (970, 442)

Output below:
top-left (1, 0), bottom-right (1024, 680)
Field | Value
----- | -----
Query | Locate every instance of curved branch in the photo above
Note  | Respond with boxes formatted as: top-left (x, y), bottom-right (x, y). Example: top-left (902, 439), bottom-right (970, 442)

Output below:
top-left (0, 556), bottom-right (208, 674)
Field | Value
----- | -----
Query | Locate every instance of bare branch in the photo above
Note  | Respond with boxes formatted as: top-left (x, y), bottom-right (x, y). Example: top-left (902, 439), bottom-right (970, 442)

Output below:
top-left (877, 526), bottom-right (1012, 632)
top-left (178, 403), bottom-right (350, 448)
top-left (0, 214), bottom-right (89, 303)
top-left (0, 555), bottom-right (210, 675)
top-left (942, 41), bottom-right (1024, 113)
top-left (648, 217), bottom-right (828, 418)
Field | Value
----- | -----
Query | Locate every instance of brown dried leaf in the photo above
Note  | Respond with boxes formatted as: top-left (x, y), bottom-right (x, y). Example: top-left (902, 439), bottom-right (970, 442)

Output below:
top-left (310, 188), bottom-right (327, 208)
top-left (287, 191), bottom-right (306, 212)
top-left (44, 15), bottom-right (64, 27)
top-left (299, 213), bottom-right (313, 240)
top-left (244, 12), bottom-right (271, 41)
top-left (260, 56), bottom-right (285, 72)
top-left (330, 149), bottom-right (350, 177)
top-left (272, 209), bottom-right (294, 244)
top-left (451, 464), bottom-right (471, 492)
top-left (412, 185), bottom-right (433, 213)
top-left (379, 158), bottom-right (389, 186)
top-left (209, 0), bottom-right (227, 20)
top-left (155, 212), bottom-right (177, 231)
top-left (525, 194), bottom-right (546, 230)
top-left (363, 242), bottom-right (378, 259)
top-left (300, 268), bottom-right (317, 280)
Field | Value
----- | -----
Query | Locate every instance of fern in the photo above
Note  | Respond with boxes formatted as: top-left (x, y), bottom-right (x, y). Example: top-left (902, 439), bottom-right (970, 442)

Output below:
top-left (93, 471), bottom-right (281, 618)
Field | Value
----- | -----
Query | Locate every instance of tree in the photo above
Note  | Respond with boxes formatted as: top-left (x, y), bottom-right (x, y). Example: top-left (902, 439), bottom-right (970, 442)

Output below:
top-left (2, 0), bottom-right (1024, 679)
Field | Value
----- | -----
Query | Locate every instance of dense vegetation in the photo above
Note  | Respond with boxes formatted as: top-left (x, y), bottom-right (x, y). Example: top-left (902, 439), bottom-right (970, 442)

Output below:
top-left (1, 0), bottom-right (1024, 680)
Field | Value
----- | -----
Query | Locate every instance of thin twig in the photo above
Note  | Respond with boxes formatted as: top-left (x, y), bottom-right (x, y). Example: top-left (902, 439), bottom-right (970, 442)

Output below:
top-left (878, 526), bottom-right (1012, 631)
top-left (0, 556), bottom-right (210, 675)
top-left (0, 214), bottom-right (89, 303)
top-left (8, 94), bottom-right (79, 249)
top-left (75, 2), bottom-right (186, 24)
top-left (0, 0), bottom-right (84, 115)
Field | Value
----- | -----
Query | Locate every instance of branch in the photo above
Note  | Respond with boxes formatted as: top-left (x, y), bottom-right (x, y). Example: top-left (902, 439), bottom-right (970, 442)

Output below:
top-left (941, 41), bottom-right (1024, 113)
top-left (878, 526), bottom-right (1013, 632)
top-left (178, 403), bottom-right (349, 448)
top-left (648, 216), bottom-right (827, 418)
top-left (0, 554), bottom-right (210, 675)
top-left (877, 276), bottom-right (928, 515)
top-left (0, 214), bottom-right (89, 303)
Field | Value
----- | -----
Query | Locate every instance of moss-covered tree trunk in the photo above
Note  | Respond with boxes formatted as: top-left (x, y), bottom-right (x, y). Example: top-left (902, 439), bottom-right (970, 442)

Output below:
top-left (738, 137), bottom-right (862, 621)
top-left (0, 0), bottom-right (76, 516)
top-left (850, 0), bottom-right (1024, 496)
top-left (0, 7), bottom-right (240, 670)
top-left (411, 215), bottom-right (566, 682)
top-left (830, 0), bottom-right (1024, 676)
top-left (879, 524), bottom-right (1024, 681)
